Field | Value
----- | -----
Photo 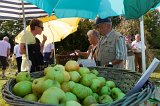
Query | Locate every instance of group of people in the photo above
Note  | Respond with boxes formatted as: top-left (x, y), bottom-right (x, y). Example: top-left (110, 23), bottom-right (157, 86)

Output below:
top-left (125, 34), bottom-right (144, 73)
top-left (0, 17), bottom-right (144, 78)
top-left (75, 17), bottom-right (144, 73)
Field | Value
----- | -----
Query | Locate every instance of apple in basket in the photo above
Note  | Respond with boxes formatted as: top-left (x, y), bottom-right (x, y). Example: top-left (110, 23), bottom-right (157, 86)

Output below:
top-left (65, 92), bottom-right (78, 101)
top-left (24, 93), bottom-right (38, 102)
top-left (106, 80), bottom-right (116, 89)
top-left (72, 83), bottom-right (93, 100)
top-left (16, 71), bottom-right (31, 82)
top-left (78, 67), bottom-right (90, 76)
top-left (45, 65), bottom-right (65, 84)
top-left (13, 80), bottom-right (32, 97)
top-left (32, 77), bottom-right (60, 97)
top-left (82, 95), bottom-right (97, 106)
top-left (65, 60), bottom-right (80, 71)
top-left (110, 87), bottom-right (125, 100)
top-left (61, 81), bottom-right (75, 92)
top-left (99, 95), bottom-right (113, 104)
top-left (65, 101), bottom-right (82, 106)
top-left (39, 87), bottom-right (66, 105)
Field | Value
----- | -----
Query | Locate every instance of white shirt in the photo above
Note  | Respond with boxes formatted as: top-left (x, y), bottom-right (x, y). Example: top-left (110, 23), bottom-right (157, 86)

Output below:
top-left (131, 40), bottom-right (144, 53)
top-left (0, 40), bottom-right (11, 57)
top-left (43, 43), bottom-right (54, 53)
top-left (13, 44), bottom-right (21, 58)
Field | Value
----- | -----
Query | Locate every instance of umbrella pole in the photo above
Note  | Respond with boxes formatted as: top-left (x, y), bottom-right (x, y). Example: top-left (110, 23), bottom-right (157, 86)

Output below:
top-left (22, 0), bottom-right (31, 73)
top-left (48, 17), bottom-right (57, 64)
top-left (139, 16), bottom-right (146, 73)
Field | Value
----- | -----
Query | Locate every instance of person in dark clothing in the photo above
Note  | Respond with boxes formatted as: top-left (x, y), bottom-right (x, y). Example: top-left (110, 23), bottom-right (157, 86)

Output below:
top-left (13, 43), bottom-right (22, 73)
top-left (19, 19), bottom-right (47, 72)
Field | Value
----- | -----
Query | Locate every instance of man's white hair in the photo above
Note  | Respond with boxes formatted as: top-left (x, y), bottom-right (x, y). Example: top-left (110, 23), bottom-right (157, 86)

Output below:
top-left (87, 29), bottom-right (100, 38)
top-left (3, 36), bottom-right (9, 42)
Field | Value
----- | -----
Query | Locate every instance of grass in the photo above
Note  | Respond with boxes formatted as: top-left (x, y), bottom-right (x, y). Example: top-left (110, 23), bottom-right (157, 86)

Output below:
top-left (0, 67), bottom-right (160, 105)
top-left (0, 68), bottom-right (16, 106)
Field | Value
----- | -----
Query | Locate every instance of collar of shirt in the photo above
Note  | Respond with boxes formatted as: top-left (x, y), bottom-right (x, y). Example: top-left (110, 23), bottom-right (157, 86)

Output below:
top-left (105, 29), bottom-right (114, 38)
top-left (100, 29), bottom-right (114, 44)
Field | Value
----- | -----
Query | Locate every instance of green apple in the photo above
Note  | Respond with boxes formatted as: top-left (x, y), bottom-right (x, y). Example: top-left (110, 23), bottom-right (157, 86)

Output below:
top-left (110, 87), bottom-right (122, 99)
top-left (80, 73), bottom-right (97, 87)
top-left (16, 71), bottom-right (31, 82)
top-left (39, 87), bottom-right (66, 105)
top-left (13, 81), bottom-right (32, 97)
top-left (72, 83), bottom-right (92, 100)
top-left (52, 80), bottom-right (61, 88)
top-left (41, 79), bottom-right (61, 91)
top-left (65, 60), bottom-right (80, 72)
top-left (24, 93), bottom-right (38, 102)
top-left (90, 79), bottom-right (103, 93)
top-left (83, 96), bottom-right (97, 106)
top-left (78, 67), bottom-right (90, 76)
top-left (91, 69), bottom-right (99, 76)
top-left (44, 66), bottom-right (54, 75)
top-left (65, 92), bottom-right (78, 101)
top-left (97, 77), bottom-right (106, 86)
top-left (99, 95), bottom-right (113, 104)
top-left (92, 93), bottom-right (99, 102)
top-left (106, 80), bottom-right (116, 89)
top-left (61, 81), bottom-right (75, 92)
top-left (116, 92), bottom-right (125, 100)
top-left (53, 64), bottom-right (65, 71)
top-left (32, 77), bottom-right (60, 97)
top-left (100, 86), bottom-right (111, 95)
top-left (46, 66), bottom-right (64, 83)
top-left (65, 100), bottom-right (81, 106)
top-left (32, 77), bottom-right (45, 97)
top-left (63, 71), bottom-right (70, 82)
top-left (69, 71), bottom-right (81, 82)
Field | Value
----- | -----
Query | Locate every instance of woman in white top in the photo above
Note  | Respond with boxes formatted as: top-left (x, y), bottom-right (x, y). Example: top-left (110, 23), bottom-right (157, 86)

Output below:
top-left (75, 29), bottom-right (99, 60)
top-left (13, 43), bottom-right (22, 73)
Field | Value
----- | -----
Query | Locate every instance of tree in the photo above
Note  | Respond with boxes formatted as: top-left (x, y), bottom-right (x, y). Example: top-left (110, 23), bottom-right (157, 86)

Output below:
top-left (144, 11), bottom-right (160, 49)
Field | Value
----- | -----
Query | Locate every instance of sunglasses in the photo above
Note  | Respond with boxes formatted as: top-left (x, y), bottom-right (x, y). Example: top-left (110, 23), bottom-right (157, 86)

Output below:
top-left (37, 25), bottom-right (44, 30)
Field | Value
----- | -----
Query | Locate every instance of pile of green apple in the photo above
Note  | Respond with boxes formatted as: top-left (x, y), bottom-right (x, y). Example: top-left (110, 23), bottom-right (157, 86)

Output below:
top-left (12, 60), bottom-right (125, 106)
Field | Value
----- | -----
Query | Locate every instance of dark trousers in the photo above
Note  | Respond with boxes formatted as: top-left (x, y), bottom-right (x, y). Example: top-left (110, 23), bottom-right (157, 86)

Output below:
top-left (134, 53), bottom-right (142, 73)
top-left (43, 52), bottom-right (53, 65)
top-left (16, 57), bottom-right (22, 72)
top-left (0, 56), bottom-right (7, 70)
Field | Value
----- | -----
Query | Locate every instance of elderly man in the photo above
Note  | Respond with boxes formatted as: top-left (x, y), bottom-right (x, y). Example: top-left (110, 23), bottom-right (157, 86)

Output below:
top-left (0, 36), bottom-right (11, 78)
top-left (132, 34), bottom-right (145, 73)
top-left (93, 17), bottom-right (127, 68)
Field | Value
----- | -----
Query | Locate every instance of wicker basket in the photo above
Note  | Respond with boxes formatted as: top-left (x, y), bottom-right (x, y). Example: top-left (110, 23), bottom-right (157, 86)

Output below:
top-left (56, 54), bottom-right (78, 65)
top-left (1, 67), bottom-right (155, 106)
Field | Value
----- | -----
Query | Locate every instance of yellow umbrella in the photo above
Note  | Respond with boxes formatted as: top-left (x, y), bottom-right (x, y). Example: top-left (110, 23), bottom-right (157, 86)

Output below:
top-left (15, 16), bottom-right (80, 43)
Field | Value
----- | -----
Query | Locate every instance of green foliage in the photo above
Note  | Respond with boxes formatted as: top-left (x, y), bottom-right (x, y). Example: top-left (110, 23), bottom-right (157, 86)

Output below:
top-left (144, 11), bottom-right (160, 49)
top-left (0, 20), bottom-right (29, 52)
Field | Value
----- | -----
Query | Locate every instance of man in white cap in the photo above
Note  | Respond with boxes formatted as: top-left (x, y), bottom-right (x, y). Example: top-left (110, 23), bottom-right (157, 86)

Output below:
top-left (0, 36), bottom-right (11, 78)
top-left (93, 17), bottom-right (127, 68)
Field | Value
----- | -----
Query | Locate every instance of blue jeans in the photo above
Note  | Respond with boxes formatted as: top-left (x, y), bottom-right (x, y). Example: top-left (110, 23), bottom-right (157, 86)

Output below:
top-left (43, 52), bottom-right (53, 65)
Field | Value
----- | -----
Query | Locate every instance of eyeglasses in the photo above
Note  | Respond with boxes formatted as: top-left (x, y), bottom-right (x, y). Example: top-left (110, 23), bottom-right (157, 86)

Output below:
top-left (37, 25), bottom-right (44, 30)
